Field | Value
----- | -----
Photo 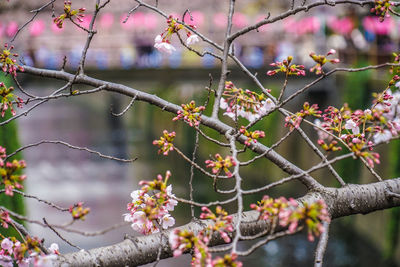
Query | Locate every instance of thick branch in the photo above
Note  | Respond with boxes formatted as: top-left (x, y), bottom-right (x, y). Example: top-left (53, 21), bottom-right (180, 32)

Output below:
top-left (54, 178), bottom-right (400, 266)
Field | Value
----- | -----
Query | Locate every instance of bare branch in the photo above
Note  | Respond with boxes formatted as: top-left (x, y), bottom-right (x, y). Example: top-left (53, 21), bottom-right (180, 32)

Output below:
top-left (5, 140), bottom-right (137, 163)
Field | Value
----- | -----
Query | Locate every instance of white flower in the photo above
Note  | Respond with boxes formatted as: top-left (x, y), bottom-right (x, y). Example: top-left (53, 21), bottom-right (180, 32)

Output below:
top-left (130, 190), bottom-right (141, 202)
top-left (154, 34), bottom-right (163, 44)
top-left (48, 243), bottom-right (59, 255)
top-left (259, 98), bottom-right (276, 116)
top-left (123, 213), bottom-right (134, 222)
top-left (220, 98), bottom-right (228, 110)
top-left (262, 98), bottom-right (276, 111)
top-left (373, 129), bottom-right (392, 144)
top-left (154, 41), bottom-right (176, 54)
top-left (344, 119), bottom-right (359, 135)
top-left (166, 184), bottom-right (173, 196)
top-left (1, 238), bottom-right (13, 252)
top-left (186, 34), bottom-right (200, 45)
top-left (160, 214), bottom-right (175, 229)
top-left (165, 199), bottom-right (178, 211)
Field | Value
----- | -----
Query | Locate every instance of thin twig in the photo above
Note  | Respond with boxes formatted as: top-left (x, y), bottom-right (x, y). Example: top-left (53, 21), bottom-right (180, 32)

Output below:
top-left (111, 95), bottom-right (137, 117)
top-left (0, 189), bottom-right (69, 211)
top-left (43, 218), bottom-right (82, 250)
top-left (314, 221), bottom-right (330, 267)
top-left (5, 140), bottom-right (137, 163)
top-left (10, 0), bottom-right (56, 42)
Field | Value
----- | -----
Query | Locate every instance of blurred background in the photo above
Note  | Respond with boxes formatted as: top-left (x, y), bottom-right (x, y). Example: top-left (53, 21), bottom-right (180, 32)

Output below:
top-left (0, 0), bottom-right (399, 266)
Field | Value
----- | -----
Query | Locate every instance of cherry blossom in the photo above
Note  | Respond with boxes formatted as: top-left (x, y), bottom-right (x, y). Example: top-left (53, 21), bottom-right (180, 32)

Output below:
top-left (220, 81), bottom-right (274, 122)
top-left (373, 129), bottom-right (392, 143)
top-left (125, 172), bottom-right (177, 234)
top-left (161, 214), bottom-right (175, 229)
top-left (344, 119), bottom-right (360, 135)
top-left (48, 243), bottom-right (60, 255)
top-left (154, 38), bottom-right (176, 54)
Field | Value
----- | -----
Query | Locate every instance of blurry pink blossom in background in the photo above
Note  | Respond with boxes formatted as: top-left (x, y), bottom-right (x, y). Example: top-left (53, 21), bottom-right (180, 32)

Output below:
top-left (213, 12), bottom-right (227, 29)
top-left (100, 13), bottom-right (114, 29)
top-left (183, 11), bottom-right (204, 28)
top-left (327, 16), bottom-right (354, 35)
top-left (233, 12), bottom-right (248, 28)
top-left (120, 13), bottom-right (135, 30)
top-left (29, 20), bottom-right (45, 37)
top-left (5, 21), bottom-right (18, 37)
top-left (363, 16), bottom-right (394, 35)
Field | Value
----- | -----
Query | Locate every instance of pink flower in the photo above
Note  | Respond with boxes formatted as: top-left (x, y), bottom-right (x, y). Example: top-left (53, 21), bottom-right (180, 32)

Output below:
top-left (1, 238), bottom-right (13, 252)
top-left (186, 34), bottom-right (200, 45)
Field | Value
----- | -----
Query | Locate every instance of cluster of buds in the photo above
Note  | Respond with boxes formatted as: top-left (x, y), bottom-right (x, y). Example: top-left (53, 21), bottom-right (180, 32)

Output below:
top-left (371, 0), bottom-right (394, 22)
top-left (212, 253), bottom-right (242, 267)
top-left (342, 134), bottom-right (381, 167)
top-left (250, 196), bottom-right (299, 232)
top-left (0, 209), bottom-right (11, 228)
top-left (266, 56), bottom-right (305, 76)
top-left (305, 80), bottom-right (400, 167)
top-left (285, 102), bottom-right (321, 129)
top-left (199, 206), bottom-right (234, 243)
top-left (0, 44), bottom-right (24, 77)
top-left (0, 83), bottom-right (23, 117)
top-left (0, 146), bottom-right (27, 196)
top-left (205, 154), bottom-right (236, 178)
top-left (239, 126), bottom-right (265, 146)
top-left (250, 196), bottom-right (330, 242)
top-left (173, 100), bottom-right (205, 127)
top-left (124, 171), bottom-right (177, 235)
top-left (154, 15), bottom-right (199, 54)
top-left (69, 202), bottom-right (90, 220)
top-left (53, 1), bottom-right (86, 28)
top-left (169, 206), bottom-right (240, 266)
top-left (317, 139), bottom-right (342, 152)
top-left (297, 200), bottom-right (331, 242)
top-left (220, 81), bottom-right (275, 123)
top-left (152, 130), bottom-right (176, 156)
top-left (0, 237), bottom-right (59, 267)
top-left (309, 49), bottom-right (340, 75)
